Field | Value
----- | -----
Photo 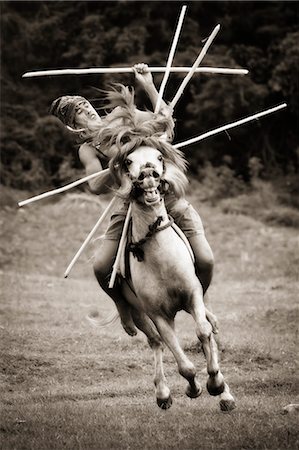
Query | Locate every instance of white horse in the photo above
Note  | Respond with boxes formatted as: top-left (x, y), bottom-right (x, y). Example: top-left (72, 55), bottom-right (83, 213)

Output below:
top-left (110, 137), bottom-right (235, 411)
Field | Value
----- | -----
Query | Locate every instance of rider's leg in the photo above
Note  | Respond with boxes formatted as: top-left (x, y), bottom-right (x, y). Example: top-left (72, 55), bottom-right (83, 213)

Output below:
top-left (187, 234), bottom-right (218, 333)
top-left (93, 214), bottom-right (137, 336)
top-left (188, 234), bottom-right (214, 295)
top-left (166, 197), bottom-right (214, 293)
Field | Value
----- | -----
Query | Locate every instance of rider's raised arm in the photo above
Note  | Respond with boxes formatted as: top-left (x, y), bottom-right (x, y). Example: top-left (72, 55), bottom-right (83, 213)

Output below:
top-left (133, 63), bottom-right (171, 115)
top-left (133, 63), bottom-right (175, 140)
top-left (78, 143), bottom-right (114, 194)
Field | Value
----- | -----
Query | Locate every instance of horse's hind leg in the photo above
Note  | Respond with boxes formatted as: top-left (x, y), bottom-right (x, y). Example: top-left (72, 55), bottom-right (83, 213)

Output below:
top-left (151, 315), bottom-right (202, 399)
top-left (131, 309), bottom-right (172, 410)
top-left (190, 289), bottom-right (236, 410)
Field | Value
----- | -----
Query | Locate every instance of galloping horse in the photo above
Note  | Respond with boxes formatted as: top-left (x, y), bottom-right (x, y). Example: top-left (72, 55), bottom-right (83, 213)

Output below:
top-left (109, 135), bottom-right (235, 411)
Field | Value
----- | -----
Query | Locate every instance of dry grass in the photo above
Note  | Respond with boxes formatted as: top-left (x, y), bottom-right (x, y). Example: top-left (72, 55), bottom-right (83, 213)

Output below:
top-left (1, 186), bottom-right (299, 449)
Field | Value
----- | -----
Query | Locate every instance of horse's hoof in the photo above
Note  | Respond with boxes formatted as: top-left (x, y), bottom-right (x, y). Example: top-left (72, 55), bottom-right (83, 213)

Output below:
top-left (186, 384), bottom-right (203, 399)
top-left (220, 399), bottom-right (236, 412)
top-left (157, 395), bottom-right (173, 410)
top-left (206, 377), bottom-right (225, 396)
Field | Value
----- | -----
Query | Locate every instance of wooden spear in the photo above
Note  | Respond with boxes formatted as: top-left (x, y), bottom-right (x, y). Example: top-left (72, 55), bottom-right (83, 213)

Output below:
top-left (22, 67), bottom-right (248, 78)
top-left (18, 169), bottom-right (109, 207)
top-left (155, 5), bottom-right (187, 113)
top-left (108, 204), bottom-right (132, 289)
top-left (170, 24), bottom-right (221, 108)
top-left (64, 196), bottom-right (118, 278)
top-left (174, 103), bottom-right (287, 149)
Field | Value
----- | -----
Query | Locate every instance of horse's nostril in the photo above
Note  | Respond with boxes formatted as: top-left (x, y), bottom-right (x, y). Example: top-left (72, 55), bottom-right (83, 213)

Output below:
top-left (153, 171), bottom-right (160, 179)
top-left (138, 173), bottom-right (145, 181)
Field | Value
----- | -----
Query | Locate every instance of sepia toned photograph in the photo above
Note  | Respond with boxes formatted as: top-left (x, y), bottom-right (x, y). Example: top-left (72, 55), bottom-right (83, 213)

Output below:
top-left (1, 1), bottom-right (298, 448)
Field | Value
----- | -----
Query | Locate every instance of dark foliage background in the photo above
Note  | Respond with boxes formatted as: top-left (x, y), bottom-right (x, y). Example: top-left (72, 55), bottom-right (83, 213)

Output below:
top-left (1, 0), bottom-right (298, 191)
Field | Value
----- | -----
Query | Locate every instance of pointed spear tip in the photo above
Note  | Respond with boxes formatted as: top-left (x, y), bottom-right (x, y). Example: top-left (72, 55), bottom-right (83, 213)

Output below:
top-left (275, 102), bottom-right (287, 110)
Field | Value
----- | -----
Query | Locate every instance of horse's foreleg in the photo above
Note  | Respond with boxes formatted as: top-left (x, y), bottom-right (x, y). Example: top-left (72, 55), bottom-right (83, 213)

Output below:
top-left (152, 315), bottom-right (202, 399)
top-left (131, 309), bottom-right (172, 409)
top-left (153, 346), bottom-right (172, 409)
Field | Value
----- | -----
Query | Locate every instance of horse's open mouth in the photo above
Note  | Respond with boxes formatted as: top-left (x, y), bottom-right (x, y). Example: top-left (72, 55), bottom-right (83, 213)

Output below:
top-left (144, 187), bottom-right (161, 205)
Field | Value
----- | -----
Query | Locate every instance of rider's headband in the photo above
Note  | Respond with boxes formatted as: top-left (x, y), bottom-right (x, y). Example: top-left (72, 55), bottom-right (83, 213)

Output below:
top-left (49, 95), bottom-right (86, 128)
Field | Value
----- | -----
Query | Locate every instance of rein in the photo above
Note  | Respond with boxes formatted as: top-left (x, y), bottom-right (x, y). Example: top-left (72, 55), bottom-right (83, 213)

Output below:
top-left (128, 215), bottom-right (174, 262)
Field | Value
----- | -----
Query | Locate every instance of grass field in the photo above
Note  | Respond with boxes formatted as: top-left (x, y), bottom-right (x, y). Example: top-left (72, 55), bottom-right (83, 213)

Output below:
top-left (1, 186), bottom-right (298, 449)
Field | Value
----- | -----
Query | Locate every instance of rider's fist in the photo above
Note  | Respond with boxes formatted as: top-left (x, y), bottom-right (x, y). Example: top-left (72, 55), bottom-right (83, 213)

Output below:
top-left (133, 63), bottom-right (154, 86)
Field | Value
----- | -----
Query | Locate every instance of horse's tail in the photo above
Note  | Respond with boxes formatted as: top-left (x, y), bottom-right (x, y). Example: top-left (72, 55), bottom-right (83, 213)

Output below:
top-left (86, 310), bottom-right (119, 328)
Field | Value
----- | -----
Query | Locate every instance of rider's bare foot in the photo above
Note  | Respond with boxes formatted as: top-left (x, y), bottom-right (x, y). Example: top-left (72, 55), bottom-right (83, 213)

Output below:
top-left (116, 304), bottom-right (138, 336)
top-left (121, 319), bottom-right (138, 336)
top-left (205, 308), bottom-right (219, 334)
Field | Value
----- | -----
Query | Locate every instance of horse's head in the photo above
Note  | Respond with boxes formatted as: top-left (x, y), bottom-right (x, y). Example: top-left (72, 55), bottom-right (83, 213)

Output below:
top-left (110, 137), bottom-right (189, 206)
top-left (124, 146), bottom-right (165, 205)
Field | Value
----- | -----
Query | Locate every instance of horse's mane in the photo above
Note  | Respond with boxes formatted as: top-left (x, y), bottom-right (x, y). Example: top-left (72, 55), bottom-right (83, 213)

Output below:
top-left (89, 83), bottom-right (188, 199)
top-left (90, 84), bottom-right (175, 147)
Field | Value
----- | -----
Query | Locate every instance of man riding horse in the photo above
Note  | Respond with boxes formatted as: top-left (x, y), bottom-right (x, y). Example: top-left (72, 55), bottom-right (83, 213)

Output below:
top-left (50, 63), bottom-right (216, 336)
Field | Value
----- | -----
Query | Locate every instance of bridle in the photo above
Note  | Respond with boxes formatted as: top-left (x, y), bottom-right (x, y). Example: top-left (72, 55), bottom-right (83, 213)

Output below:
top-left (127, 215), bottom-right (174, 262)
top-left (124, 154), bottom-right (173, 262)
top-left (124, 159), bottom-right (169, 204)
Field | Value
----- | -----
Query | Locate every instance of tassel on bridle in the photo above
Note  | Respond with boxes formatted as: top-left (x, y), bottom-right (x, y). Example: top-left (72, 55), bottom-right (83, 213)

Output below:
top-left (128, 215), bottom-right (174, 262)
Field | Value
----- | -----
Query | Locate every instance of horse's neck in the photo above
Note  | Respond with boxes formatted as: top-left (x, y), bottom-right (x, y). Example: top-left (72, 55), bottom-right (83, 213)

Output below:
top-left (131, 201), bottom-right (169, 242)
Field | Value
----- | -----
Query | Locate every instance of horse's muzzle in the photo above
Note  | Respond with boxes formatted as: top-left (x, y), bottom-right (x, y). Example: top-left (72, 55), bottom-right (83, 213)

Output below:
top-left (137, 167), bottom-right (162, 205)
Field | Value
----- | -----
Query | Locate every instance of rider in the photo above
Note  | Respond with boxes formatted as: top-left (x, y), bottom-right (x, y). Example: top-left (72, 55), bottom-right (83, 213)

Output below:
top-left (50, 64), bottom-right (214, 336)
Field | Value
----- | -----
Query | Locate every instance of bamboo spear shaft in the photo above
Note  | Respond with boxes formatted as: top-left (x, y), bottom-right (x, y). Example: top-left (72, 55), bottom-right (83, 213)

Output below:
top-left (108, 204), bottom-right (132, 289)
top-left (18, 169), bottom-right (109, 207)
top-left (22, 67), bottom-right (248, 78)
top-left (64, 196), bottom-right (118, 278)
top-left (174, 103), bottom-right (287, 149)
top-left (155, 5), bottom-right (187, 113)
top-left (171, 24), bottom-right (221, 108)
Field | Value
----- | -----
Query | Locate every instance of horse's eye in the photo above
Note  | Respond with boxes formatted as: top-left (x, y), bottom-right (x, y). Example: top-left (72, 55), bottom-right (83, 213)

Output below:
top-left (158, 155), bottom-right (163, 162)
top-left (125, 159), bottom-right (132, 166)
